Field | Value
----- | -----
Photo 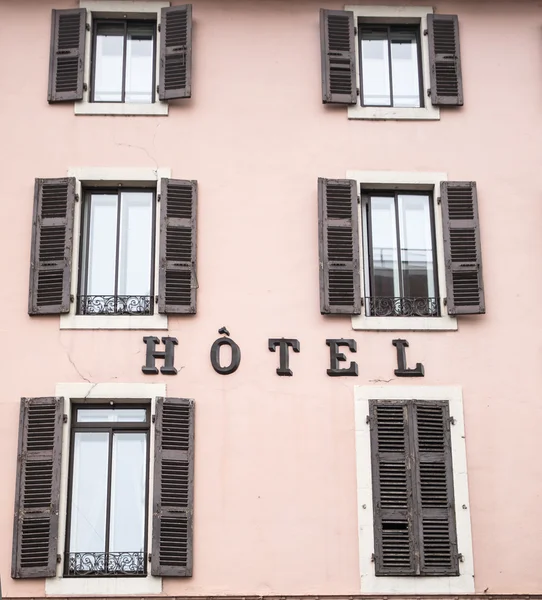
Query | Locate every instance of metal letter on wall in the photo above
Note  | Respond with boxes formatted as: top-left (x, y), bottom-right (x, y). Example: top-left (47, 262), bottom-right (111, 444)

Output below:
top-left (210, 330), bottom-right (241, 375)
top-left (326, 339), bottom-right (358, 376)
top-left (392, 339), bottom-right (424, 377)
top-left (268, 338), bottom-right (300, 376)
top-left (142, 336), bottom-right (179, 375)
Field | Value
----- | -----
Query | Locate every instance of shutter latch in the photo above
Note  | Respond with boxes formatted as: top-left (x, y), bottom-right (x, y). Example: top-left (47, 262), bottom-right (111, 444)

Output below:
top-left (458, 553), bottom-right (464, 562)
top-left (57, 554), bottom-right (62, 563)
top-left (437, 196), bottom-right (441, 205)
top-left (63, 414), bottom-right (68, 424)
top-left (366, 415), bottom-right (370, 424)
top-left (427, 88), bottom-right (431, 97)
top-left (371, 553), bottom-right (375, 562)
top-left (449, 416), bottom-right (456, 425)
top-left (148, 553), bottom-right (152, 562)
top-left (423, 28), bottom-right (428, 35)
top-left (157, 194), bottom-right (161, 203)
top-left (152, 414), bottom-right (156, 423)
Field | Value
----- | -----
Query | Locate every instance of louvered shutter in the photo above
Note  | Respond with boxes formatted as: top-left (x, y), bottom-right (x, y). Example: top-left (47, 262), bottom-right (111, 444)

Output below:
top-left (48, 9), bottom-right (86, 103)
top-left (152, 397), bottom-right (195, 577)
top-left (320, 9), bottom-right (356, 104)
top-left (159, 5), bottom-right (192, 100)
top-left (413, 402), bottom-right (459, 576)
top-left (28, 178), bottom-right (76, 315)
top-left (318, 178), bottom-right (361, 315)
top-left (12, 397), bottom-right (63, 578)
top-left (158, 179), bottom-right (197, 314)
top-left (370, 401), bottom-right (416, 576)
top-left (428, 14), bottom-right (463, 106)
top-left (441, 181), bottom-right (485, 315)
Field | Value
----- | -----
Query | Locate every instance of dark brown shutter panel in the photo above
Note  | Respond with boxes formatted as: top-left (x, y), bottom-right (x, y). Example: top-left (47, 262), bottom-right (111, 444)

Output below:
top-left (158, 179), bottom-right (197, 314)
top-left (320, 9), bottom-right (356, 104)
top-left (428, 14), bottom-right (463, 106)
top-left (318, 178), bottom-right (361, 314)
top-left (12, 397), bottom-right (63, 579)
top-left (151, 398), bottom-right (195, 577)
top-left (441, 181), bottom-right (484, 315)
top-left (159, 5), bottom-right (192, 100)
top-left (413, 402), bottom-right (459, 576)
top-left (48, 9), bottom-right (86, 103)
top-left (370, 400), bottom-right (416, 576)
top-left (28, 178), bottom-right (76, 315)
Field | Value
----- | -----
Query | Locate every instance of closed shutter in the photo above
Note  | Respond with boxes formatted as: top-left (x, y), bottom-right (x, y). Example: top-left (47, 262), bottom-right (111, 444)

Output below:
top-left (413, 402), bottom-right (459, 576)
top-left (428, 14), bottom-right (463, 106)
top-left (441, 181), bottom-right (485, 315)
top-left (151, 398), bottom-right (195, 577)
top-left (158, 179), bottom-right (197, 314)
top-left (48, 9), bottom-right (86, 103)
top-left (12, 397), bottom-right (64, 578)
top-left (28, 178), bottom-right (76, 315)
top-left (318, 178), bottom-right (361, 315)
top-left (159, 5), bottom-right (192, 100)
top-left (320, 9), bottom-right (356, 104)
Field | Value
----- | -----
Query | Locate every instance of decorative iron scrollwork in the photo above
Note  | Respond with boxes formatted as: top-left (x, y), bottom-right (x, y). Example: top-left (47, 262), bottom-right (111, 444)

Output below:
top-left (66, 552), bottom-right (146, 577)
top-left (78, 295), bottom-right (152, 316)
top-left (366, 297), bottom-right (439, 317)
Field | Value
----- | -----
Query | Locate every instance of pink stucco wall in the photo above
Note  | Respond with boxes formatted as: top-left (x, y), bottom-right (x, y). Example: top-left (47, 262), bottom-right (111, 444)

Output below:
top-left (1, 0), bottom-right (541, 595)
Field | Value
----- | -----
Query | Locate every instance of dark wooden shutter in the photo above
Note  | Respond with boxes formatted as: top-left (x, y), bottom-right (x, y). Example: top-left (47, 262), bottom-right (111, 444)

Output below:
top-left (428, 14), bottom-right (463, 106)
top-left (413, 402), bottom-right (459, 576)
top-left (159, 5), bottom-right (192, 100)
top-left (12, 397), bottom-right (63, 579)
top-left (320, 9), bottom-right (356, 104)
top-left (48, 9), bottom-right (86, 103)
top-left (152, 397), bottom-right (195, 577)
top-left (28, 178), bottom-right (76, 315)
top-left (158, 179), bottom-right (197, 314)
top-left (441, 181), bottom-right (484, 315)
top-left (370, 400), bottom-right (416, 576)
top-left (318, 178), bottom-right (361, 315)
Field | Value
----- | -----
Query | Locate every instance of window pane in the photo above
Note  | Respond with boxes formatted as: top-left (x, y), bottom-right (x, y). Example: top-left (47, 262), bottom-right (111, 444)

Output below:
top-left (69, 432), bottom-right (109, 553)
top-left (109, 433), bottom-right (147, 552)
top-left (94, 24), bottom-right (124, 102)
top-left (86, 194), bottom-right (117, 296)
top-left (77, 408), bottom-right (147, 423)
top-left (117, 192), bottom-right (153, 296)
top-left (361, 30), bottom-right (391, 106)
top-left (398, 194), bottom-right (435, 298)
top-left (125, 24), bottom-right (154, 104)
top-left (391, 29), bottom-right (421, 108)
top-left (369, 196), bottom-right (400, 297)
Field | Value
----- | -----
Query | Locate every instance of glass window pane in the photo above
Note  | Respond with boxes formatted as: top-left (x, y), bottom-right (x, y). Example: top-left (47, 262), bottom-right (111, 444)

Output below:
top-left (125, 24), bottom-right (155, 104)
top-left (86, 194), bottom-right (117, 296)
top-left (361, 29), bottom-right (391, 106)
top-left (77, 408), bottom-right (147, 423)
top-left (93, 24), bottom-right (124, 102)
top-left (398, 194), bottom-right (435, 298)
top-left (109, 433), bottom-right (147, 553)
top-left (390, 29), bottom-right (421, 108)
top-left (69, 432), bottom-right (109, 553)
top-left (369, 196), bottom-right (400, 297)
top-left (117, 192), bottom-right (153, 296)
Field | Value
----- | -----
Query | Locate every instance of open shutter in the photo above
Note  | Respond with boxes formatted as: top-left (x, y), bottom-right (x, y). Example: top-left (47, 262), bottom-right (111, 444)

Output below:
top-left (320, 9), bottom-right (356, 104)
top-left (318, 178), bottom-right (361, 315)
top-left (159, 5), bottom-right (192, 100)
top-left (428, 14), bottom-right (463, 106)
top-left (28, 178), bottom-right (76, 315)
top-left (413, 402), bottom-right (459, 576)
top-left (48, 9), bottom-right (86, 103)
top-left (441, 181), bottom-right (484, 315)
top-left (152, 398), bottom-right (195, 577)
top-left (158, 179), bottom-right (197, 314)
top-left (12, 397), bottom-right (63, 578)
top-left (370, 400), bottom-right (416, 576)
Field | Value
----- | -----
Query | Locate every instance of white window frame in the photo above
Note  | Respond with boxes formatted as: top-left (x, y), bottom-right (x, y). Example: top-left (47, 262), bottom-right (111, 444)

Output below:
top-left (60, 167), bottom-right (168, 330)
top-left (348, 170), bottom-right (457, 331)
top-left (46, 382), bottom-right (165, 596)
top-left (75, 1), bottom-right (170, 116)
top-left (346, 5), bottom-right (439, 121)
top-left (354, 385), bottom-right (474, 594)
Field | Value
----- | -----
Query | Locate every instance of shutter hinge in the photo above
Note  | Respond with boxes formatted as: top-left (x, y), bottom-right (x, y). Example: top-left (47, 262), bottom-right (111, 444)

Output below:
top-left (360, 297), bottom-right (364, 307)
top-left (157, 194), bottom-right (161, 203)
top-left (152, 414), bottom-right (156, 423)
top-left (437, 196), bottom-right (441, 205)
top-left (57, 553), bottom-right (62, 563)
top-left (354, 26), bottom-right (357, 35)
top-left (75, 193), bottom-right (80, 202)
top-left (371, 553), bottom-right (375, 562)
top-left (356, 87), bottom-right (360, 97)
top-left (155, 295), bottom-right (159, 304)
top-left (423, 28), bottom-right (428, 35)
top-left (63, 414), bottom-right (68, 424)
top-left (83, 83), bottom-right (88, 92)
top-left (449, 416), bottom-right (456, 425)
top-left (148, 553), bottom-right (152, 562)
top-left (458, 553), bottom-right (464, 562)
top-left (443, 297), bottom-right (448, 306)
top-left (366, 415), bottom-right (370, 424)
top-left (86, 23), bottom-right (91, 31)
top-left (157, 85), bottom-right (160, 94)
top-left (70, 294), bottom-right (74, 303)
top-left (427, 88), bottom-right (431, 97)
top-left (158, 23), bottom-right (161, 32)
top-left (357, 195), bottom-right (361, 204)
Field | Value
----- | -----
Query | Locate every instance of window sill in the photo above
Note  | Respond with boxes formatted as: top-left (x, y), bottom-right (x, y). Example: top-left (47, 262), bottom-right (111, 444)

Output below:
top-left (74, 102), bottom-right (168, 116)
top-left (351, 314), bottom-right (457, 331)
top-left (45, 573), bottom-right (162, 596)
top-left (60, 313), bottom-right (168, 330)
top-left (348, 105), bottom-right (440, 121)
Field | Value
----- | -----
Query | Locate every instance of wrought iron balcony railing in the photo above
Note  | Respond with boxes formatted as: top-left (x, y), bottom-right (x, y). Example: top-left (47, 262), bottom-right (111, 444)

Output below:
top-left (366, 296), bottom-right (439, 317)
top-left (65, 551), bottom-right (146, 577)
top-left (78, 295), bottom-right (153, 316)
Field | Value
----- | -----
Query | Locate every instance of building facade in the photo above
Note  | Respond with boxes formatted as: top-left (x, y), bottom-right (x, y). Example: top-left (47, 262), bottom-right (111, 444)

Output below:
top-left (0, 0), bottom-right (541, 598)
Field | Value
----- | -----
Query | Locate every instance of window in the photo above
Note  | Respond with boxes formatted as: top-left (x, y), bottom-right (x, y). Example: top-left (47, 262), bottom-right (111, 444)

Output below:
top-left (65, 406), bottom-right (150, 577)
top-left (78, 188), bottom-right (156, 316)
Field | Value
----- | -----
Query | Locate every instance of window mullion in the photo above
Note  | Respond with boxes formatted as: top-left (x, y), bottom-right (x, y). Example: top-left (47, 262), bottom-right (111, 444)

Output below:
top-left (104, 429), bottom-right (114, 568)
top-left (387, 26), bottom-right (394, 107)
top-left (113, 189), bottom-right (122, 305)
top-left (393, 193), bottom-right (403, 301)
top-left (121, 21), bottom-right (128, 103)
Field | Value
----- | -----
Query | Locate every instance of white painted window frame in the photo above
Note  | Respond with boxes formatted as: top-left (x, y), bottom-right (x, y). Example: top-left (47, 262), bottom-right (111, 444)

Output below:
top-left (346, 6), bottom-right (439, 121)
top-left (347, 170), bottom-right (457, 331)
top-left (60, 167), bottom-right (169, 330)
top-left (354, 385), bottom-right (474, 594)
top-left (75, 1), bottom-right (170, 116)
top-left (46, 382), bottom-right (166, 596)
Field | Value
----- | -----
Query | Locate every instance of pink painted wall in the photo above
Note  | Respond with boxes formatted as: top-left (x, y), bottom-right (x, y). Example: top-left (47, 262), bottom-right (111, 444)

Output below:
top-left (0, 0), bottom-right (541, 595)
